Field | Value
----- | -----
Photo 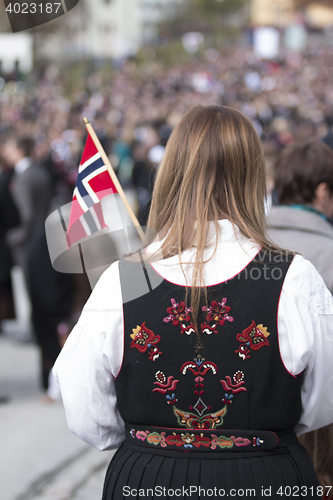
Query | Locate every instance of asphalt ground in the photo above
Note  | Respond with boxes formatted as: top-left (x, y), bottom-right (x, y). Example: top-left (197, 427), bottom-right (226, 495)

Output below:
top-left (0, 333), bottom-right (115, 500)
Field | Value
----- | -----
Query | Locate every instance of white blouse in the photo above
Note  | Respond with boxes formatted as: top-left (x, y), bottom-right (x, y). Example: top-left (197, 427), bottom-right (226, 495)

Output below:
top-left (53, 220), bottom-right (333, 450)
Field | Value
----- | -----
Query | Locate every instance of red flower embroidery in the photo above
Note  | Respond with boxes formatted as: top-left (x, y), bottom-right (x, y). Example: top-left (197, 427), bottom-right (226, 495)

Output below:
top-left (235, 321), bottom-right (270, 360)
top-left (164, 299), bottom-right (191, 326)
top-left (203, 298), bottom-right (233, 326)
top-left (130, 322), bottom-right (161, 354)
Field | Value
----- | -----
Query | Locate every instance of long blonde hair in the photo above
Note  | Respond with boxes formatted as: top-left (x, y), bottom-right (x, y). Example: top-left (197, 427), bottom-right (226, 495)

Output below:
top-left (147, 105), bottom-right (273, 332)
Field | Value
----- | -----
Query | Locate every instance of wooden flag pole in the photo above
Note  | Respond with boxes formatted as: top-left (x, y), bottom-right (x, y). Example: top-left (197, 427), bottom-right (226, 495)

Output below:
top-left (83, 117), bottom-right (146, 244)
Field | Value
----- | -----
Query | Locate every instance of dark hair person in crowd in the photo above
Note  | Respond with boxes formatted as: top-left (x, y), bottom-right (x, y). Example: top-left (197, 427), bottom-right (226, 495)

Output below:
top-left (54, 106), bottom-right (333, 499)
top-left (268, 140), bottom-right (333, 293)
top-left (267, 140), bottom-right (333, 498)
top-left (323, 115), bottom-right (333, 151)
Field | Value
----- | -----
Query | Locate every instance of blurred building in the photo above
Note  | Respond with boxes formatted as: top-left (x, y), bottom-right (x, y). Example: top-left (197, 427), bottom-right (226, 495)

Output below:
top-left (82, 0), bottom-right (140, 59)
top-left (306, 3), bottom-right (333, 27)
top-left (0, 33), bottom-right (33, 73)
top-left (140, 0), bottom-right (182, 42)
top-left (251, 0), bottom-right (293, 27)
top-left (251, 0), bottom-right (333, 27)
top-left (37, 0), bottom-right (181, 62)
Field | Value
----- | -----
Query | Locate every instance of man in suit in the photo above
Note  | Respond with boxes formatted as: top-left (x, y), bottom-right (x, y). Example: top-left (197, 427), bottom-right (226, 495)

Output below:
top-left (0, 159), bottom-right (20, 404)
top-left (0, 165), bottom-right (20, 328)
top-left (1, 135), bottom-right (73, 391)
top-left (1, 136), bottom-right (52, 287)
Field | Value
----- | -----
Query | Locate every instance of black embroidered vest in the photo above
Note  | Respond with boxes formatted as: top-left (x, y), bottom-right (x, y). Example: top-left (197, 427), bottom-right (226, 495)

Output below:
top-left (114, 251), bottom-right (303, 434)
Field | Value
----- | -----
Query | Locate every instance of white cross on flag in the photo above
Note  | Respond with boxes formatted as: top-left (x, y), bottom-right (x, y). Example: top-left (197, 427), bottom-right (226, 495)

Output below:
top-left (67, 133), bottom-right (118, 247)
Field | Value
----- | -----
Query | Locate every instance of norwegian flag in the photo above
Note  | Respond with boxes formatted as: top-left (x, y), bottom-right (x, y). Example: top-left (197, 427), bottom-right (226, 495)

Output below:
top-left (67, 133), bottom-right (118, 247)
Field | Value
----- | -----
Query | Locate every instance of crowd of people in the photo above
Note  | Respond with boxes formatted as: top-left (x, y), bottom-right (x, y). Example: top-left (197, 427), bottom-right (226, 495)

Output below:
top-left (0, 42), bottom-right (333, 213)
top-left (1, 40), bottom-right (333, 495)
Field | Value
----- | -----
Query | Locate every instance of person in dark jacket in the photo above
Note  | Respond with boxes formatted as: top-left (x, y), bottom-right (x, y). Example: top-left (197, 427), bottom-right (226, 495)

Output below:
top-left (0, 161), bottom-right (20, 404)
top-left (267, 140), bottom-right (333, 293)
top-left (0, 165), bottom-right (20, 328)
top-left (1, 135), bottom-right (74, 390)
top-left (1, 136), bottom-right (52, 288)
top-left (322, 115), bottom-right (333, 151)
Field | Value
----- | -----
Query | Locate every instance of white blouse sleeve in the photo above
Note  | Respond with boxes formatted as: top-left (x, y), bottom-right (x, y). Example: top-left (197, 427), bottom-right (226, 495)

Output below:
top-left (277, 254), bottom-right (333, 435)
top-left (53, 261), bottom-right (126, 451)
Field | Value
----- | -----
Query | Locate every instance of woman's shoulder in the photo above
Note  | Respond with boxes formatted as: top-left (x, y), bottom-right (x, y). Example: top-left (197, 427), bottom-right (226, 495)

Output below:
top-left (82, 261), bottom-right (121, 314)
top-left (284, 254), bottom-right (333, 315)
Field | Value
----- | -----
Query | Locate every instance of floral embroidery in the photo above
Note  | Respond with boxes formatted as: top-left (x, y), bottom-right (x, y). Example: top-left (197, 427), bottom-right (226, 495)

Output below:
top-left (192, 397), bottom-right (208, 416)
top-left (173, 405), bottom-right (228, 429)
top-left (174, 362), bottom-right (246, 426)
top-left (236, 321), bottom-right (270, 360)
top-left (222, 393), bottom-right (234, 405)
top-left (130, 323), bottom-right (162, 361)
top-left (181, 356), bottom-right (218, 377)
top-left (194, 341), bottom-right (204, 354)
top-left (155, 371), bottom-right (166, 384)
top-left (253, 437), bottom-right (264, 446)
top-left (202, 298), bottom-right (234, 326)
top-left (181, 355), bottom-right (218, 399)
top-left (163, 299), bottom-right (191, 325)
top-left (153, 373), bottom-right (179, 394)
top-left (136, 430), bottom-right (150, 441)
top-left (153, 371), bottom-right (179, 404)
top-left (220, 375), bottom-right (247, 394)
top-left (211, 435), bottom-right (236, 450)
top-left (130, 428), bottom-right (255, 450)
top-left (180, 322), bottom-right (196, 335)
top-left (231, 436), bottom-right (252, 447)
top-left (147, 431), bottom-right (167, 447)
top-left (164, 297), bottom-right (233, 336)
top-left (220, 373), bottom-right (247, 405)
top-left (200, 321), bottom-right (218, 335)
top-left (149, 347), bottom-right (162, 361)
top-left (166, 393), bottom-right (178, 404)
top-left (165, 432), bottom-right (210, 449)
top-left (194, 375), bottom-right (204, 396)
top-left (233, 371), bottom-right (244, 384)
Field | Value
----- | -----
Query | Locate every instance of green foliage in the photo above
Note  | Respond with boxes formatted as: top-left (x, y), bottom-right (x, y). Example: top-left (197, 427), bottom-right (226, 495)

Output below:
top-left (294, 0), bottom-right (333, 7)
top-left (152, 0), bottom-right (247, 65)
top-left (157, 0), bottom-right (247, 39)
top-left (192, 0), bottom-right (246, 16)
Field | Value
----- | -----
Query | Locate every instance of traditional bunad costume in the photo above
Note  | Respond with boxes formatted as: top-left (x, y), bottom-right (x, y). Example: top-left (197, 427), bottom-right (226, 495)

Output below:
top-left (54, 221), bottom-right (333, 499)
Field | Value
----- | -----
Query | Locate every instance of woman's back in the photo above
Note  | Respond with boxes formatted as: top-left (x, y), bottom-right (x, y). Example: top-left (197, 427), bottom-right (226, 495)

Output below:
top-left (116, 250), bottom-right (301, 433)
top-left (54, 105), bottom-right (333, 499)
top-left (102, 246), bottom-right (323, 499)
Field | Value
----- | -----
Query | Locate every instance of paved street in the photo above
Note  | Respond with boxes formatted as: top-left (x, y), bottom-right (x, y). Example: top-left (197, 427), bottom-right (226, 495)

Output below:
top-left (0, 334), bottom-right (115, 500)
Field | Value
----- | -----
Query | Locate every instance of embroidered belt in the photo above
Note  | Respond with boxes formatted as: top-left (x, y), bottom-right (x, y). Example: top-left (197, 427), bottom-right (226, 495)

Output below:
top-left (125, 423), bottom-right (297, 453)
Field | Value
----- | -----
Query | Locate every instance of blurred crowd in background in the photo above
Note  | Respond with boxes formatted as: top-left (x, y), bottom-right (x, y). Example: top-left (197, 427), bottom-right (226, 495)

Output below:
top-left (1, 42), bottom-right (333, 220)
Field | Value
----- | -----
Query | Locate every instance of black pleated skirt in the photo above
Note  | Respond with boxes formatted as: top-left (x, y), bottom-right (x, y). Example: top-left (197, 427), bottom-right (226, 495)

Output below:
top-left (102, 440), bottom-right (321, 500)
